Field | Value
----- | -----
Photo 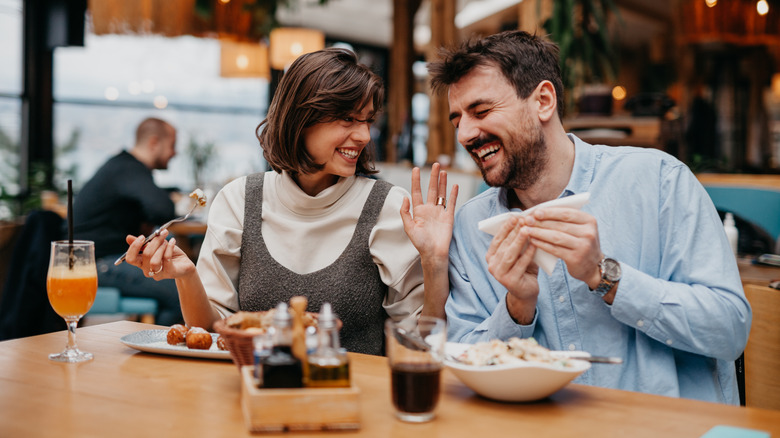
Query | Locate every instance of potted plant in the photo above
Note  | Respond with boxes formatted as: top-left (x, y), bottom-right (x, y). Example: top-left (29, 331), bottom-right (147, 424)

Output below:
top-left (541, 0), bottom-right (621, 115)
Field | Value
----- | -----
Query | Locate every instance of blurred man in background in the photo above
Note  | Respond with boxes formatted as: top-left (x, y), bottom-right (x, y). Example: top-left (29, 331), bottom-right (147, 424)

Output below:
top-left (74, 117), bottom-right (183, 325)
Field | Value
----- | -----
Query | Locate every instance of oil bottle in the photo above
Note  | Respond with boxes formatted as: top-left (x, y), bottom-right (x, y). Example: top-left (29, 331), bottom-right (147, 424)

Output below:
top-left (260, 302), bottom-right (303, 388)
top-left (306, 302), bottom-right (350, 388)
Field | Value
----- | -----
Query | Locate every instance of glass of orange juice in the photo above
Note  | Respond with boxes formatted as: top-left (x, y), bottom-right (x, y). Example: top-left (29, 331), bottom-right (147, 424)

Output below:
top-left (47, 240), bottom-right (98, 363)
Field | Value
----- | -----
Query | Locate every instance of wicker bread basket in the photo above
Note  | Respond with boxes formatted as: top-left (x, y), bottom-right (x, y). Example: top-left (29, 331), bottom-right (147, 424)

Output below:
top-left (213, 311), bottom-right (340, 369)
top-left (213, 318), bottom-right (260, 368)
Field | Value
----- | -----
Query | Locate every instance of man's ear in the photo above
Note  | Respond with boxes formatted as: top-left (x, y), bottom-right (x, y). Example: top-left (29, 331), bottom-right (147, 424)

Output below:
top-left (535, 80), bottom-right (558, 123)
top-left (146, 134), bottom-right (161, 152)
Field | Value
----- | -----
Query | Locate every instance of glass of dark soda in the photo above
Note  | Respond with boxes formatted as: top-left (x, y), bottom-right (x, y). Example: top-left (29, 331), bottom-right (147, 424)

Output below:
top-left (385, 316), bottom-right (446, 422)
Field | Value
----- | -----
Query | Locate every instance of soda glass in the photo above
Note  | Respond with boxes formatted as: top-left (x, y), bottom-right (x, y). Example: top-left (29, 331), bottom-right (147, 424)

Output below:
top-left (46, 240), bottom-right (98, 363)
top-left (385, 316), bottom-right (446, 423)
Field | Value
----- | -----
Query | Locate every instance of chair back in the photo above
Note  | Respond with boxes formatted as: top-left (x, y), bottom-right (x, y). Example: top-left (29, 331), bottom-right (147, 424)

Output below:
top-left (0, 211), bottom-right (65, 340)
top-left (743, 284), bottom-right (780, 410)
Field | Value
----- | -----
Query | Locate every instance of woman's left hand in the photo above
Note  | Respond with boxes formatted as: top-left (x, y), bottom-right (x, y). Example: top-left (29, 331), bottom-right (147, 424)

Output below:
top-left (400, 162), bottom-right (459, 263)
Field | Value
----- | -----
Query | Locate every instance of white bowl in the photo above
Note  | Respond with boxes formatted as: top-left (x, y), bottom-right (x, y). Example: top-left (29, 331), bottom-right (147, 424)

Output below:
top-left (444, 342), bottom-right (590, 402)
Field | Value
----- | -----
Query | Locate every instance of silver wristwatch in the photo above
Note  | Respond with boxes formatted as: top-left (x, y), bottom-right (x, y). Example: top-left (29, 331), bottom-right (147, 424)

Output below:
top-left (592, 257), bottom-right (621, 297)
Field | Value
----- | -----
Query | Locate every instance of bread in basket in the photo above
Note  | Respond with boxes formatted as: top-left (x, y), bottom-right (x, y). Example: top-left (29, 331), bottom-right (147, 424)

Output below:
top-left (214, 310), bottom-right (326, 368)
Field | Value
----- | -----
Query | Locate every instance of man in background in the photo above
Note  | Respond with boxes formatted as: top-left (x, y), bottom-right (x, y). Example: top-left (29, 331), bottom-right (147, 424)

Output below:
top-left (74, 117), bottom-right (183, 326)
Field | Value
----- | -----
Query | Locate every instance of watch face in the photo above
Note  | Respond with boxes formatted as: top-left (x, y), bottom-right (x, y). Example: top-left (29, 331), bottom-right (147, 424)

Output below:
top-left (603, 258), bottom-right (621, 281)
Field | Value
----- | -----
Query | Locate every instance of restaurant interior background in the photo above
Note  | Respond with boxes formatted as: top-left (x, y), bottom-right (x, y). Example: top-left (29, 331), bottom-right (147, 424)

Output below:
top-left (1, 0), bottom-right (779, 233)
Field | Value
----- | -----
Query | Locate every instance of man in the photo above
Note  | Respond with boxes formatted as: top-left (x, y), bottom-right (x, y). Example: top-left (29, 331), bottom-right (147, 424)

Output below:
top-left (74, 117), bottom-right (183, 326)
top-left (426, 31), bottom-right (750, 404)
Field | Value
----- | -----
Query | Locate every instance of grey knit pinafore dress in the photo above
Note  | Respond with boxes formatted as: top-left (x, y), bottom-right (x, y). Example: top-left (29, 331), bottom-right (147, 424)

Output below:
top-left (237, 173), bottom-right (391, 356)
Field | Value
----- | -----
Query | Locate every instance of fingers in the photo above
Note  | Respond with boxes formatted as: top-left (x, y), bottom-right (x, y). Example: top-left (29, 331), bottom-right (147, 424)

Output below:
top-left (426, 162), bottom-right (441, 206)
top-left (487, 216), bottom-right (519, 258)
top-left (437, 165), bottom-right (447, 199)
top-left (448, 184), bottom-right (459, 211)
top-left (486, 220), bottom-right (537, 288)
top-left (125, 229), bottom-right (168, 277)
top-left (400, 197), bottom-right (413, 231)
top-left (530, 207), bottom-right (591, 226)
top-left (165, 238), bottom-right (176, 259)
top-left (410, 167), bottom-right (424, 207)
top-left (125, 234), bottom-right (146, 266)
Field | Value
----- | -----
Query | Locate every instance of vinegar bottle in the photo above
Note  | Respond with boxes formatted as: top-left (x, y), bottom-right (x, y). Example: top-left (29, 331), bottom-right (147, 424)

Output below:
top-left (306, 303), bottom-right (350, 388)
top-left (261, 302), bottom-right (303, 388)
top-left (723, 212), bottom-right (738, 257)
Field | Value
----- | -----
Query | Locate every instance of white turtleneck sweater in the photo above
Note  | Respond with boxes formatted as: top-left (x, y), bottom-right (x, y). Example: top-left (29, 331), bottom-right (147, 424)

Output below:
top-left (197, 170), bottom-right (425, 321)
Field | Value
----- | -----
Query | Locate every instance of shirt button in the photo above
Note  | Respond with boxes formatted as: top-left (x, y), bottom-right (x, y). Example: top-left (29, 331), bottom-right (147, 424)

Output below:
top-left (568, 344), bottom-right (576, 351)
top-left (637, 320), bottom-right (644, 327)
top-left (666, 339), bottom-right (673, 345)
top-left (558, 296), bottom-right (565, 303)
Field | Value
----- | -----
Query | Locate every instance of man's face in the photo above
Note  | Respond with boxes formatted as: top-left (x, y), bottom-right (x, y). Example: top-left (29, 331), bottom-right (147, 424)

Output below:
top-left (447, 64), bottom-right (547, 190)
top-left (154, 129), bottom-right (177, 170)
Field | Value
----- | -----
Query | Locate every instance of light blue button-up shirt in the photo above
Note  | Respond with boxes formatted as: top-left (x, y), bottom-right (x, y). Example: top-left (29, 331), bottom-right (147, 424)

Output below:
top-left (445, 135), bottom-right (751, 404)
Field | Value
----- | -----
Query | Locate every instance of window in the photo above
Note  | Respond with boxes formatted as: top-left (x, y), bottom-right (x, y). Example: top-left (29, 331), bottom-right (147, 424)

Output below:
top-left (0, 0), bottom-right (22, 220)
top-left (53, 34), bottom-right (269, 195)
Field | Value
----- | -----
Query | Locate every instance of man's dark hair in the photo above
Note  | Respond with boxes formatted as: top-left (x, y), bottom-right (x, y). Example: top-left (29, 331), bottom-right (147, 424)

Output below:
top-left (258, 47), bottom-right (384, 176)
top-left (428, 30), bottom-right (565, 120)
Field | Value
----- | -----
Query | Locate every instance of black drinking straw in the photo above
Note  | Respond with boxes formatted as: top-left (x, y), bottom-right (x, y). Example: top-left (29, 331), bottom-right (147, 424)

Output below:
top-left (67, 180), bottom-right (74, 269)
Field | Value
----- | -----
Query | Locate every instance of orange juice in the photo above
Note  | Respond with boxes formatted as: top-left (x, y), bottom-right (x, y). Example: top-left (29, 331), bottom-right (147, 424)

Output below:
top-left (47, 266), bottom-right (97, 318)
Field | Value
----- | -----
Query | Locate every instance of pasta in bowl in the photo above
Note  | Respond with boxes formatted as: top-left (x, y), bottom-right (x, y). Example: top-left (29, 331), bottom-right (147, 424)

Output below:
top-left (444, 338), bottom-right (591, 402)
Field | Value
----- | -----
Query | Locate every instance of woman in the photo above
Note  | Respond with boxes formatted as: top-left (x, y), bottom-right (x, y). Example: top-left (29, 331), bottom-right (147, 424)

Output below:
top-left (125, 48), bottom-right (456, 355)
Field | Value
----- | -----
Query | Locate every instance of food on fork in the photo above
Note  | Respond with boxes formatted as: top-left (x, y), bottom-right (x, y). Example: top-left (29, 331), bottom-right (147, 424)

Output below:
top-left (189, 188), bottom-right (207, 207)
top-left (167, 324), bottom-right (189, 345)
top-left (186, 327), bottom-right (213, 350)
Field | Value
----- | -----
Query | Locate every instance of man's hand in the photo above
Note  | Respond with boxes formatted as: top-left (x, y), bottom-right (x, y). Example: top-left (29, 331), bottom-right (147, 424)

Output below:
top-left (523, 207), bottom-right (603, 289)
top-left (486, 216), bottom-right (539, 324)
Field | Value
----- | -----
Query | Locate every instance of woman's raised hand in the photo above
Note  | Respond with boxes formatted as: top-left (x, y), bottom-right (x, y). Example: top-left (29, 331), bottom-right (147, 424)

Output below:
top-left (124, 229), bottom-right (196, 280)
top-left (400, 162), bottom-right (459, 262)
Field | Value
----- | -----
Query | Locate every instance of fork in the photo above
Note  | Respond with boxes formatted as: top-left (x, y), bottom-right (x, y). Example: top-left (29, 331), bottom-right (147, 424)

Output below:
top-left (113, 202), bottom-right (199, 266)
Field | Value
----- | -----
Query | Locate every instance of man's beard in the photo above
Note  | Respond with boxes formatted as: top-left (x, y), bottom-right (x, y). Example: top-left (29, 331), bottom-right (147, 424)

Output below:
top-left (476, 123), bottom-right (548, 190)
top-left (154, 156), bottom-right (169, 170)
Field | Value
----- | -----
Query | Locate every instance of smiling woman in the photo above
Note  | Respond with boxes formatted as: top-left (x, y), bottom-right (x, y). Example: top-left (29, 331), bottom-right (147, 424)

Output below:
top-left (119, 47), bottom-right (456, 358)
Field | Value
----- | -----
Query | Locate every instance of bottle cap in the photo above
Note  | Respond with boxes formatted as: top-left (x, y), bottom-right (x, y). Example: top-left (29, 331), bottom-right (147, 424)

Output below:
top-left (273, 302), bottom-right (291, 327)
top-left (318, 302), bottom-right (337, 330)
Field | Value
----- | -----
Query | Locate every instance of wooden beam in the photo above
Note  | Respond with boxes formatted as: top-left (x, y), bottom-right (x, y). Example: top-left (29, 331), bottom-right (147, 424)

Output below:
top-left (426, 0), bottom-right (457, 165)
top-left (386, 0), bottom-right (422, 163)
top-left (519, 0), bottom-right (551, 33)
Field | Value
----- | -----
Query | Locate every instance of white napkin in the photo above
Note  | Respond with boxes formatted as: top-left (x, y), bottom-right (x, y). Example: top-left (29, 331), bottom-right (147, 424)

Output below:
top-left (477, 193), bottom-right (591, 274)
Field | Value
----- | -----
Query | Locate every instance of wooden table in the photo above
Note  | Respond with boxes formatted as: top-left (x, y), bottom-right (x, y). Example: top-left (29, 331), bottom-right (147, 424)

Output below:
top-left (738, 257), bottom-right (780, 287)
top-left (2, 321), bottom-right (779, 438)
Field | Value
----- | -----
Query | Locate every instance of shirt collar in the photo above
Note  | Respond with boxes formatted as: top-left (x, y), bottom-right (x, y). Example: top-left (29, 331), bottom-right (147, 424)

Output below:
top-left (564, 133), bottom-right (595, 197)
top-left (277, 170), bottom-right (355, 214)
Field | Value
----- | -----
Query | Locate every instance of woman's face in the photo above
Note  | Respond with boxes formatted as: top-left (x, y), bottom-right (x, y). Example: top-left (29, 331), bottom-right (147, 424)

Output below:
top-left (297, 103), bottom-right (374, 195)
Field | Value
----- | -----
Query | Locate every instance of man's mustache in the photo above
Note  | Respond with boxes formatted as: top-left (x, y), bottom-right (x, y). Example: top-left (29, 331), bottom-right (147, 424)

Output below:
top-left (466, 134), bottom-right (501, 152)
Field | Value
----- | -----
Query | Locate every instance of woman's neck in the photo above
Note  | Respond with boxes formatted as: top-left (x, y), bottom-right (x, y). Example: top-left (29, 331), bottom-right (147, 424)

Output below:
top-left (292, 172), bottom-right (340, 196)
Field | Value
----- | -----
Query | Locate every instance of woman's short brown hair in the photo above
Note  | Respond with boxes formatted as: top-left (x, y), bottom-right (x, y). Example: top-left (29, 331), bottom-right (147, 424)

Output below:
top-left (257, 47), bottom-right (384, 176)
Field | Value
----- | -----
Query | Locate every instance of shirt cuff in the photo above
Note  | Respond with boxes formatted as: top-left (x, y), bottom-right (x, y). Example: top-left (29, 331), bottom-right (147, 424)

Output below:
top-left (481, 294), bottom-right (538, 340)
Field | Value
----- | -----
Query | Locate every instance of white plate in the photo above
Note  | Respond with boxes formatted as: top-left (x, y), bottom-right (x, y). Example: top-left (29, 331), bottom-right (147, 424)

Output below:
top-left (444, 342), bottom-right (590, 402)
top-left (120, 329), bottom-right (231, 360)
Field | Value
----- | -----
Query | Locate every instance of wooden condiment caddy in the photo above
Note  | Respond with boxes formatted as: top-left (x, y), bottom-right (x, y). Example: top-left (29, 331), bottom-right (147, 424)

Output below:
top-left (240, 366), bottom-right (361, 432)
